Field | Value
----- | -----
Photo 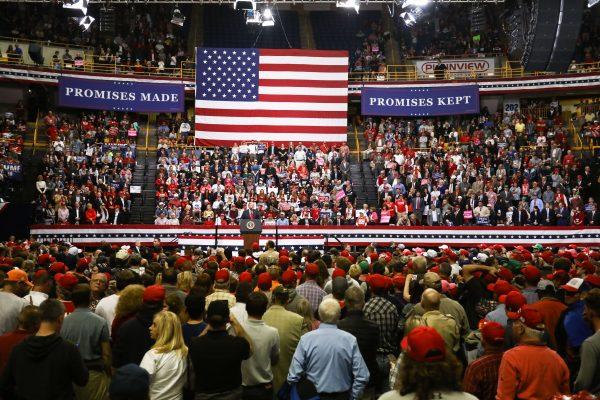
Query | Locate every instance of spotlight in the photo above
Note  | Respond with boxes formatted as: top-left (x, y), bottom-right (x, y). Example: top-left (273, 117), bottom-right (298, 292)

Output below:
top-left (246, 9), bottom-right (262, 24)
top-left (63, 0), bottom-right (88, 15)
top-left (336, 0), bottom-right (360, 13)
top-left (589, 0), bottom-right (599, 7)
top-left (79, 15), bottom-right (95, 31)
top-left (171, 8), bottom-right (186, 26)
top-left (235, 0), bottom-right (256, 11)
top-left (402, 0), bottom-right (429, 8)
top-left (262, 8), bottom-right (274, 26)
top-left (400, 11), bottom-right (416, 26)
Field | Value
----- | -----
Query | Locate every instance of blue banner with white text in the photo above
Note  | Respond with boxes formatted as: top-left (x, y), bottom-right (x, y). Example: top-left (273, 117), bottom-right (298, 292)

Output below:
top-left (58, 77), bottom-right (185, 113)
top-left (361, 85), bottom-right (479, 116)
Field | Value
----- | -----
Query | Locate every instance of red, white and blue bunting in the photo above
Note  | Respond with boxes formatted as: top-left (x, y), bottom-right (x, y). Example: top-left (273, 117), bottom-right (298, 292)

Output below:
top-left (30, 225), bottom-right (600, 249)
top-left (2, 66), bottom-right (600, 96)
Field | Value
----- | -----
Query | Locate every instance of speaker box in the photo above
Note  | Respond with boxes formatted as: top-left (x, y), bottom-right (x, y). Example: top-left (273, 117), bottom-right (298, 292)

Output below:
top-left (27, 43), bottom-right (44, 65)
top-left (546, 0), bottom-right (585, 73)
top-left (523, 0), bottom-right (561, 72)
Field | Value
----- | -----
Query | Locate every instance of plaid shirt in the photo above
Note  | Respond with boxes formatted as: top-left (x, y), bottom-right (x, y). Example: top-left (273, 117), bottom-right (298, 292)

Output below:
top-left (296, 280), bottom-right (326, 313)
top-left (364, 295), bottom-right (399, 355)
top-left (205, 289), bottom-right (236, 309)
top-left (462, 350), bottom-right (504, 400)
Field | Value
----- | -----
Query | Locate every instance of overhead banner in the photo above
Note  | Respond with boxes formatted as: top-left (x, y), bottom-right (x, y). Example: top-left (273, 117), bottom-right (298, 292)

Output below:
top-left (414, 57), bottom-right (496, 78)
top-left (58, 77), bottom-right (184, 113)
top-left (361, 85), bottom-right (479, 116)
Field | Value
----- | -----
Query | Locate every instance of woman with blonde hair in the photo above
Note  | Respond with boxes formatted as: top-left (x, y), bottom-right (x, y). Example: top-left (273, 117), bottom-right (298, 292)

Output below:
top-left (176, 270), bottom-right (195, 295)
top-left (140, 310), bottom-right (188, 400)
top-left (111, 284), bottom-right (145, 342)
top-left (296, 298), bottom-right (320, 332)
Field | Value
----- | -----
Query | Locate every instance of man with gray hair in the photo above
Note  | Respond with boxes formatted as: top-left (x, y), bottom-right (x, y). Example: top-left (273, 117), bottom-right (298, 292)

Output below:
top-left (287, 298), bottom-right (369, 400)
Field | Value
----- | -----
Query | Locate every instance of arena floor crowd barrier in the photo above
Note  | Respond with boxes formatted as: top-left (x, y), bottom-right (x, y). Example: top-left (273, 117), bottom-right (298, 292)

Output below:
top-left (30, 225), bottom-right (600, 249)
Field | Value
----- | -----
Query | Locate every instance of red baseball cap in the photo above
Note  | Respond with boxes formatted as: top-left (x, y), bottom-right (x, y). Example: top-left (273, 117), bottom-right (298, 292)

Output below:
top-left (560, 278), bottom-right (584, 293)
top-left (481, 321), bottom-right (505, 345)
top-left (57, 273), bottom-right (79, 290)
top-left (238, 271), bottom-right (253, 283)
top-left (251, 242), bottom-right (260, 251)
top-left (219, 260), bottom-right (231, 269)
top-left (305, 263), bottom-right (319, 276)
top-left (280, 269), bottom-right (297, 285)
top-left (401, 326), bottom-right (446, 363)
top-left (392, 274), bottom-right (406, 289)
top-left (143, 285), bottom-right (166, 303)
top-left (515, 306), bottom-right (545, 330)
top-left (332, 268), bottom-right (346, 279)
top-left (504, 291), bottom-right (527, 319)
top-left (521, 265), bottom-right (541, 281)
top-left (37, 253), bottom-right (55, 266)
top-left (279, 248), bottom-right (289, 257)
top-left (279, 256), bottom-right (290, 267)
top-left (584, 274), bottom-right (600, 288)
top-left (215, 269), bottom-right (230, 283)
top-left (49, 262), bottom-right (67, 274)
top-left (487, 279), bottom-right (513, 296)
top-left (257, 272), bottom-right (272, 289)
top-left (496, 268), bottom-right (514, 282)
top-left (6, 269), bottom-right (33, 287)
top-left (76, 258), bottom-right (90, 272)
top-left (368, 274), bottom-right (388, 290)
top-left (245, 258), bottom-right (256, 267)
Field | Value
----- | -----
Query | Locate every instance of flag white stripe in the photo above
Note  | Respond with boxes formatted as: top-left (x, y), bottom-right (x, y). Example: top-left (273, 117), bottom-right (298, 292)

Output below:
top-left (259, 56), bottom-right (348, 65)
top-left (259, 71), bottom-right (348, 81)
top-left (195, 132), bottom-right (347, 142)
top-left (258, 86), bottom-right (348, 96)
top-left (195, 100), bottom-right (347, 111)
top-left (195, 115), bottom-right (347, 127)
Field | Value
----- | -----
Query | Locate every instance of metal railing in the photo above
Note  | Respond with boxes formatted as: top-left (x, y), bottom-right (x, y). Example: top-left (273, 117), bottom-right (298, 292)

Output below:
top-left (2, 36), bottom-right (600, 83)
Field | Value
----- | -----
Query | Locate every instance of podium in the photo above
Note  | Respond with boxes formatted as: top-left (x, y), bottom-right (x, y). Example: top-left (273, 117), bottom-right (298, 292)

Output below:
top-left (239, 219), bottom-right (262, 251)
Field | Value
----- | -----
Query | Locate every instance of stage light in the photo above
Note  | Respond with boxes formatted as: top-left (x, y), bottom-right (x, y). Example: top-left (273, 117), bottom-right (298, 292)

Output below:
top-left (235, 0), bottom-right (256, 11)
top-left (79, 15), bottom-right (95, 31)
top-left (246, 9), bottom-right (262, 24)
top-left (400, 11), bottom-right (416, 25)
top-left (589, 0), bottom-right (599, 7)
top-left (63, 0), bottom-right (88, 15)
top-left (337, 0), bottom-right (360, 13)
top-left (262, 8), bottom-right (275, 26)
top-left (171, 8), bottom-right (186, 26)
top-left (402, 0), bottom-right (430, 8)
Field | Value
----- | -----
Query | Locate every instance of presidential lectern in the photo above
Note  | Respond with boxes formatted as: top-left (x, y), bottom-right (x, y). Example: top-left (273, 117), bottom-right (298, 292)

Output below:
top-left (239, 219), bottom-right (262, 251)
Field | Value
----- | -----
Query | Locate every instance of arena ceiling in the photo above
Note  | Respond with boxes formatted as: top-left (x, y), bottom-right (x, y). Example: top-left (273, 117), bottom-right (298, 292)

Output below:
top-left (0, 0), bottom-right (504, 3)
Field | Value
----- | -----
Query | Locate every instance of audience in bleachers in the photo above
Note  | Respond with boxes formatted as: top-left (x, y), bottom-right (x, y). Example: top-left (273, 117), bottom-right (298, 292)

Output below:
top-left (34, 111), bottom-right (138, 225)
top-left (0, 110), bottom-right (26, 202)
top-left (361, 108), bottom-right (599, 227)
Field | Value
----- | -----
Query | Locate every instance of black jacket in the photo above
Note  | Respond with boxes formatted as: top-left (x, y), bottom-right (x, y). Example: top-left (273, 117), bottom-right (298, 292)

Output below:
top-left (338, 310), bottom-right (380, 389)
top-left (111, 305), bottom-right (159, 368)
top-left (0, 333), bottom-right (88, 400)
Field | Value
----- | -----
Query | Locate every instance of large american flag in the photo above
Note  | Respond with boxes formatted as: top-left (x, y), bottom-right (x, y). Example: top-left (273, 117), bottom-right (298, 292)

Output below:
top-left (195, 47), bottom-right (349, 146)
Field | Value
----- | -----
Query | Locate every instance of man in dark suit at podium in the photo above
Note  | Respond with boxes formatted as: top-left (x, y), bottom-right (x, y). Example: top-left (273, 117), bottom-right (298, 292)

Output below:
top-left (241, 202), bottom-right (261, 220)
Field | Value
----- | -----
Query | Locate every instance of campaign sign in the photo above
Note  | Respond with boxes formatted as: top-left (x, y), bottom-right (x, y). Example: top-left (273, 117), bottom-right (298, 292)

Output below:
top-left (58, 77), bottom-right (185, 113)
top-left (2, 161), bottom-right (22, 180)
top-left (361, 85), bottom-right (480, 117)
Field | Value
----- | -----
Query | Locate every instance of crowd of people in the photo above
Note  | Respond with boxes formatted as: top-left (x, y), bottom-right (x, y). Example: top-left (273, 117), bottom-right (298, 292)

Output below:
top-left (396, 4), bottom-right (504, 60)
top-left (0, 110), bottom-right (25, 202)
top-left (153, 138), bottom-right (356, 226)
top-left (0, 237), bottom-right (599, 400)
top-left (34, 111), bottom-right (139, 225)
top-left (0, 3), bottom-right (189, 73)
top-left (351, 20), bottom-right (388, 79)
top-left (361, 109), bottom-right (599, 227)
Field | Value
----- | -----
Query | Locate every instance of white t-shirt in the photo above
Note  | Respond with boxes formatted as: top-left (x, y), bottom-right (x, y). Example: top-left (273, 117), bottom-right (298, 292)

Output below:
top-left (95, 294), bottom-right (119, 334)
top-left (23, 290), bottom-right (48, 307)
top-left (379, 390), bottom-right (478, 400)
top-left (140, 349), bottom-right (187, 400)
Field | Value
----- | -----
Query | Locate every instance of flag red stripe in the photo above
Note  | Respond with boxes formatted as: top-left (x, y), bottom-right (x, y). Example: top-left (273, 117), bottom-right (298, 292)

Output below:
top-left (195, 108), bottom-right (347, 118)
top-left (259, 64), bottom-right (348, 73)
top-left (259, 49), bottom-right (348, 57)
top-left (195, 124), bottom-right (347, 134)
top-left (259, 79), bottom-right (348, 88)
top-left (258, 94), bottom-right (348, 103)
top-left (195, 138), bottom-right (345, 146)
